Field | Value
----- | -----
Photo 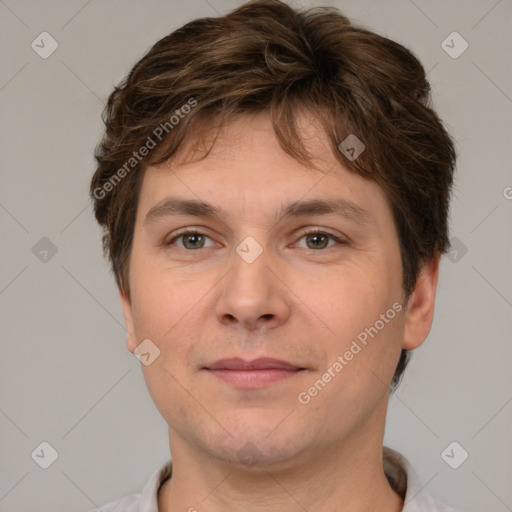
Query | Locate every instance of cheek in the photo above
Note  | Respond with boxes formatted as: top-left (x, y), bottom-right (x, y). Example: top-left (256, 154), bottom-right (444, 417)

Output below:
top-left (129, 255), bottom-right (203, 340)
top-left (299, 265), bottom-right (393, 336)
top-left (131, 273), bottom-right (202, 425)
top-left (300, 264), bottom-right (404, 380)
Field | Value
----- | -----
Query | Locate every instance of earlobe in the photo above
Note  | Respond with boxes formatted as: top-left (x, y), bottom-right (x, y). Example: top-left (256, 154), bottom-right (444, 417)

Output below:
top-left (402, 255), bottom-right (440, 350)
top-left (119, 289), bottom-right (138, 353)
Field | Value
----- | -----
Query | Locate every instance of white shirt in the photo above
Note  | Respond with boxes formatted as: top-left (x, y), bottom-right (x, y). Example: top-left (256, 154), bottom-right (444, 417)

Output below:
top-left (86, 447), bottom-right (466, 512)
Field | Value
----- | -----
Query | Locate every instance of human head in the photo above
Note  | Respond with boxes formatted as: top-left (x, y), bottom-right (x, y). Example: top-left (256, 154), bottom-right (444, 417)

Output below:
top-left (90, 0), bottom-right (455, 389)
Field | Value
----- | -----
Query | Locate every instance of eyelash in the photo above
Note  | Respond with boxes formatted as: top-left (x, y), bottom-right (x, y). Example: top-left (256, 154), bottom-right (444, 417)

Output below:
top-left (165, 229), bottom-right (347, 251)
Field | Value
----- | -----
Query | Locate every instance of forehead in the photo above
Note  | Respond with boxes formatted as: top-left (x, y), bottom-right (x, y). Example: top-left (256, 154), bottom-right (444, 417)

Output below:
top-left (137, 113), bottom-right (392, 226)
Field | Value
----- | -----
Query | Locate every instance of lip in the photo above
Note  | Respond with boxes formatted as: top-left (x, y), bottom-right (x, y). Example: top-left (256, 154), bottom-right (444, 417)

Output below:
top-left (204, 358), bottom-right (305, 388)
top-left (206, 357), bottom-right (302, 371)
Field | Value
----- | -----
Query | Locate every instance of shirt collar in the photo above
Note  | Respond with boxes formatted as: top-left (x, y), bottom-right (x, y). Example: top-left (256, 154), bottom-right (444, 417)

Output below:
top-left (138, 459), bottom-right (172, 512)
top-left (383, 447), bottom-right (457, 511)
top-left (137, 447), bottom-right (454, 512)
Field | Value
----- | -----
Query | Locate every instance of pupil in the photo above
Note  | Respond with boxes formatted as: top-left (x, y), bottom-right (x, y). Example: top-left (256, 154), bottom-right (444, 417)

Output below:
top-left (185, 234), bottom-right (203, 248)
top-left (309, 234), bottom-right (327, 249)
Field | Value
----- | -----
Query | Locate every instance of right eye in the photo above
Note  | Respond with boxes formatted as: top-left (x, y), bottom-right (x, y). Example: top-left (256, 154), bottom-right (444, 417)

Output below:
top-left (165, 231), bottom-right (217, 250)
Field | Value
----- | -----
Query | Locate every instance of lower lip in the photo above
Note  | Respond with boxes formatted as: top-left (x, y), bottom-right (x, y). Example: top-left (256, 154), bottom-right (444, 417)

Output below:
top-left (207, 368), bottom-right (303, 387)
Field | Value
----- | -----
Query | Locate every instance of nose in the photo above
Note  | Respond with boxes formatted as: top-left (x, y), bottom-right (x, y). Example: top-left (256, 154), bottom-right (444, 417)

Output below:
top-left (215, 242), bottom-right (291, 331)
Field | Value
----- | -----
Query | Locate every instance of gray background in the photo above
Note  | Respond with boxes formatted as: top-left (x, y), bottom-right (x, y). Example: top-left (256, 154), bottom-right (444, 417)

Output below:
top-left (0, 0), bottom-right (511, 511)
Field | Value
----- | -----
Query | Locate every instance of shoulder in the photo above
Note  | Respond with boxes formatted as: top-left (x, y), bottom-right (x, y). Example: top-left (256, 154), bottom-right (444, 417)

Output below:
top-left (84, 492), bottom-right (140, 512)
top-left (383, 447), bottom-right (471, 512)
top-left (83, 459), bottom-right (172, 512)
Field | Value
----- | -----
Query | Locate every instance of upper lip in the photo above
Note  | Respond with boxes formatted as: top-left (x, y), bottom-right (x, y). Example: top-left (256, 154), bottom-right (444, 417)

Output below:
top-left (205, 357), bottom-right (303, 371)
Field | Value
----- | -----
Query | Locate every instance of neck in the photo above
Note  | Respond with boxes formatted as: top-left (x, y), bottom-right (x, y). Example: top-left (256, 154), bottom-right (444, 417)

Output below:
top-left (158, 427), bottom-right (403, 512)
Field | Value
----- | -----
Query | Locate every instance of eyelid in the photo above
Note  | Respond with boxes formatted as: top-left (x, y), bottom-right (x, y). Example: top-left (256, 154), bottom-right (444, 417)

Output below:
top-left (164, 227), bottom-right (218, 248)
top-left (164, 227), bottom-right (349, 250)
top-left (291, 228), bottom-right (348, 250)
top-left (294, 227), bottom-right (349, 242)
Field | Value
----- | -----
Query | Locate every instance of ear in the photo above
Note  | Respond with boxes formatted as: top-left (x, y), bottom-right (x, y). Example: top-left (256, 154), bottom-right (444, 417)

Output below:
top-left (119, 289), bottom-right (138, 354)
top-left (402, 255), bottom-right (440, 350)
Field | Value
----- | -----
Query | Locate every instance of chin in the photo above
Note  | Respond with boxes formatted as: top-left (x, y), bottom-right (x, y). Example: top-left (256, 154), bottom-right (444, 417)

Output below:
top-left (206, 419), bottom-right (309, 468)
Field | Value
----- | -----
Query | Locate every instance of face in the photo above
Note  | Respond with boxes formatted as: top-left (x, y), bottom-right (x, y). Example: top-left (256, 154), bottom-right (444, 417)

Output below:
top-left (120, 113), bottom-right (438, 469)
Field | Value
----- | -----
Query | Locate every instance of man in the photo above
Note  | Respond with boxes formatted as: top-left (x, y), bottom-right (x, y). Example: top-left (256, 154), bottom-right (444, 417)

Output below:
top-left (88, 0), bottom-right (467, 510)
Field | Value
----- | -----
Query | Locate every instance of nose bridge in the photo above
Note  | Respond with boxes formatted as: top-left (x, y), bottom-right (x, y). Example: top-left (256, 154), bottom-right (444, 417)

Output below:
top-left (228, 235), bottom-right (272, 301)
top-left (216, 233), bottom-right (289, 329)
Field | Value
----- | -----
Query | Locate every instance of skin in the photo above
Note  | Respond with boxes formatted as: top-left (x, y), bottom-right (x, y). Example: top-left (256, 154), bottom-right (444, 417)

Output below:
top-left (120, 112), bottom-right (440, 512)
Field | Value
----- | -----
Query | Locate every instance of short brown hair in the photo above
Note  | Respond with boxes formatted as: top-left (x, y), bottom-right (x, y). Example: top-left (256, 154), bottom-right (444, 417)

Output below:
top-left (91, 0), bottom-right (456, 389)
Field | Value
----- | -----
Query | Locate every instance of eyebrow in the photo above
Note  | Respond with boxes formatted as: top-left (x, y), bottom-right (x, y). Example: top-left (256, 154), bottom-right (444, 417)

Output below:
top-left (143, 197), bottom-right (370, 226)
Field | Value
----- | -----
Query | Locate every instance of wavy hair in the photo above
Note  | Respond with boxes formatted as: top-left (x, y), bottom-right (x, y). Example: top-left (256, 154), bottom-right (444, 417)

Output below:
top-left (91, 0), bottom-right (456, 389)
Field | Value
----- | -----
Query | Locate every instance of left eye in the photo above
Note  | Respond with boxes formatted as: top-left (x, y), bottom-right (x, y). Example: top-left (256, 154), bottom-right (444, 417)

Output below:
top-left (166, 230), bottom-right (343, 251)
top-left (295, 231), bottom-right (343, 250)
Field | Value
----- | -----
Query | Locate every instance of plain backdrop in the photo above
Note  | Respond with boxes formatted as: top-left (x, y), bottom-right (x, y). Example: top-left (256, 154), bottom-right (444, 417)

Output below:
top-left (0, 1), bottom-right (511, 511)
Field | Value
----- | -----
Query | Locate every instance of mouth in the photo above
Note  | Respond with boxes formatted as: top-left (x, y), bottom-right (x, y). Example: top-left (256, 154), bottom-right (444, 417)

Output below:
top-left (203, 357), bottom-right (306, 388)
